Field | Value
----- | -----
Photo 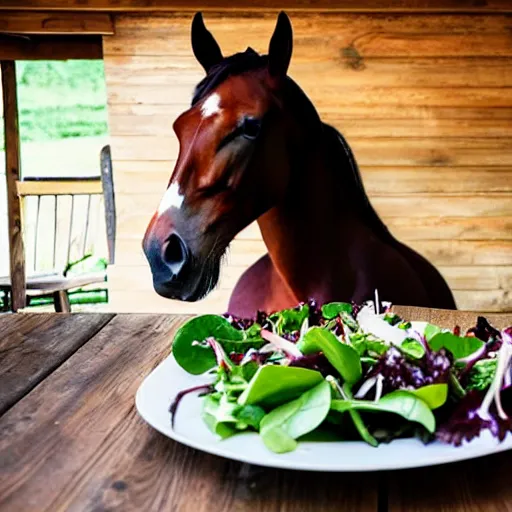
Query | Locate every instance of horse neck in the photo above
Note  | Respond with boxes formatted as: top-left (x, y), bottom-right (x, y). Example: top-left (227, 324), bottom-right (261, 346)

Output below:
top-left (257, 123), bottom-right (371, 303)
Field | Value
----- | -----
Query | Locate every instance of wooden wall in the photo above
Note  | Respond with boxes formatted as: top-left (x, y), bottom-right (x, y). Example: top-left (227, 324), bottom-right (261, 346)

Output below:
top-left (103, 12), bottom-right (512, 314)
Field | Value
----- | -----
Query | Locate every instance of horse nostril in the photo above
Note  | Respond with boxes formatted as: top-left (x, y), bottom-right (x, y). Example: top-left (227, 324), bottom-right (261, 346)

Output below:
top-left (162, 233), bottom-right (188, 277)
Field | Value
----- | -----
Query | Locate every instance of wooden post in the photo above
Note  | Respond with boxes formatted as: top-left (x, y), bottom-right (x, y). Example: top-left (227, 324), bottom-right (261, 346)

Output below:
top-left (1, 61), bottom-right (26, 312)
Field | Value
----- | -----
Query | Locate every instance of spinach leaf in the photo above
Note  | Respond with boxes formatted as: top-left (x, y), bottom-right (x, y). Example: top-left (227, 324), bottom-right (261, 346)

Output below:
top-left (172, 315), bottom-right (243, 374)
top-left (298, 327), bottom-right (362, 385)
top-left (351, 333), bottom-right (388, 357)
top-left (244, 323), bottom-right (262, 339)
top-left (400, 338), bottom-right (426, 359)
top-left (202, 395), bottom-right (238, 439)
top-left (269, 304), bottom-right (309, 335)
top-left (407, 383), bottom-right (448, 409)
top-left (234, 404), bottom-right (266, 429)
top-left (259, 380), bottom-right (331, 453)
top-left (219, 337), bottom-right (266, 354)
top-left (424, 323), bottom-right (442, 341)
top-left (429, 332), bottom-right (484, 360)
top-left (321, 302), bottom-right (353, 320)
top-left (331, 390), bottom-right (436, 433)
top-left (237, 365), bottom-right (324, 408)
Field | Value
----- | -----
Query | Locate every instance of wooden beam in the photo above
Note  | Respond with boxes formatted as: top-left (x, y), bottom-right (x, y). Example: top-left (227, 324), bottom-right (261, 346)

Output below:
top-left (16, 179), bottom-right (103, 197)
top-left (0, 35), bottom-right (103, 60)
top-left (1, 61), bottom-right (26, 312)
top-left (0, 12), bottom-right (114, 35)
top-left (0, 0), bottom-right (510, 12)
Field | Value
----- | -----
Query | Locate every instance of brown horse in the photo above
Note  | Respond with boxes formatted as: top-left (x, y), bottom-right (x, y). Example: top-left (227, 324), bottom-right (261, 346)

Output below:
top-left (143, 11), bottom-right (456, 317)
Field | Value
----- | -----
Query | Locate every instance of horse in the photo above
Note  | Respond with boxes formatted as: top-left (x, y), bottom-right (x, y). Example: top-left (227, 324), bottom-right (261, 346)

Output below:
top-left (142, 11), bottom-right (457, 317)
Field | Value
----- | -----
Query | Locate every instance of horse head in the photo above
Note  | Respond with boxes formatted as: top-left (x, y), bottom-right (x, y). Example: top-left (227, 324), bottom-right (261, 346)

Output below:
top-left (143, 12), bottom-right (295, 302)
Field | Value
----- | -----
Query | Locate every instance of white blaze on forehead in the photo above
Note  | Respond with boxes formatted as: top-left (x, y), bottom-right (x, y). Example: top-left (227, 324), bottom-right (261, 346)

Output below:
top-left (201, 93), bottom-right (221, 118)
top-left (158, 181), bottom-right (184, 214)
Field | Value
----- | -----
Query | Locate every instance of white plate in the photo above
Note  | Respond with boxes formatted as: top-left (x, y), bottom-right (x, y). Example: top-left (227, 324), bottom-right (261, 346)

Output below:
top-left (135, 354), bottom-right (512, 472)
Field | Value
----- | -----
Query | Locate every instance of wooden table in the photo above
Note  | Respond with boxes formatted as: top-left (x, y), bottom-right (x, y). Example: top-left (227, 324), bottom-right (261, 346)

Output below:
top-left (1, 308), bottom-right (512, 512)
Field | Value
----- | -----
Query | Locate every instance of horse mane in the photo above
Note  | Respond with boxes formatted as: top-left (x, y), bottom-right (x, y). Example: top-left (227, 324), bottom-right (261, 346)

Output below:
top-left (191, 48), bottom-right (395, 243)
top-left (320, 122), bottom-right (396, 243)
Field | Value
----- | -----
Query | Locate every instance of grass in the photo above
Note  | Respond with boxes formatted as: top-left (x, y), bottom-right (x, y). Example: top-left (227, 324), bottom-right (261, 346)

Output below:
top-left (1, 60), bottom-right (109, 149)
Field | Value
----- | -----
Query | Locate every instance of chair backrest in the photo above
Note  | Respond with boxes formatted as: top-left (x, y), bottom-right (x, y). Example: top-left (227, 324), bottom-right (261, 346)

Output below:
top-left (100, 145), bottom-right (116, 266)
top-left (16, 147), bottom-right (115, 275)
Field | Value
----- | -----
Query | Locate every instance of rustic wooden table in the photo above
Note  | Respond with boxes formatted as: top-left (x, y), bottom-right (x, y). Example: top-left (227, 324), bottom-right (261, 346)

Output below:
top-left (1, 308), bottom-right (512, 512)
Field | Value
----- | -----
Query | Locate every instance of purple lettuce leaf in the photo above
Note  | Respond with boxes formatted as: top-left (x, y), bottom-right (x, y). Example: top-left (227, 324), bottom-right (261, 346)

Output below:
top-left (360, 347), bottom-right (452, 397)
top-left (436, 387), bottom-right (512, 446)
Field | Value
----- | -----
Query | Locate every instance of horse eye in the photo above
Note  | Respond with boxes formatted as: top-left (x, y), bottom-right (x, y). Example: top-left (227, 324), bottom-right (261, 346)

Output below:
top-left (242, 117), bottom-right (261, 140)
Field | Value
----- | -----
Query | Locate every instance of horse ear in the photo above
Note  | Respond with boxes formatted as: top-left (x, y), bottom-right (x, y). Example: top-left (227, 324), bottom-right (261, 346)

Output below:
top-left (191, 12), bottom-right (223, 73)
top-left (268, 11), bottom-right (293, 79)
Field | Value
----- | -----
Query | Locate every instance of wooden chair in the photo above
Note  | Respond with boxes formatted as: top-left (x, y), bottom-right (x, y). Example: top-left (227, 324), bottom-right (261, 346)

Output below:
top-left (0, 145), bottom-right (115, 313)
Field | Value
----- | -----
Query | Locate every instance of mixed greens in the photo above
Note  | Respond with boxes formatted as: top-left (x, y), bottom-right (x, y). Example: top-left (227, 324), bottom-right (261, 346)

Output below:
top-left (169, 299), bottom-right (512, 454)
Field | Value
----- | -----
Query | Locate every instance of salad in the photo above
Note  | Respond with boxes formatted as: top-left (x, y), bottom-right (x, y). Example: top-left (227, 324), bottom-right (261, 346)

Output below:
top-left (169, 299), bottom-right (512, 454)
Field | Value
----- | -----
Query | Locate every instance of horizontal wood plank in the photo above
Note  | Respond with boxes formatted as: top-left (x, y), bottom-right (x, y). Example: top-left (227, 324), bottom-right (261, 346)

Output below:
top-left (114, 192), bottom-right (512, 221)
top-left (114, 237), bottom-right (512, 267)
top-left (108, 135), bottom-right (512, 166)
top-left (117, 208), bottom-right (512, 242)
top-left (0, 11), bottom-right (114, 34)
top-left (109, 33), bottom-right (512, 57)
top-left (17, 179), bottom-right (102, 196)
top-left (454, 289), bottom-right (512, 312)
top-left (372, 195), bottom-right (512, 218)
top-left (108, 263), bottom-right (512, 294)
top-left (388, 450), bottom-right (512, 512)
top-left (0, 313), bottom-right (113, 415)
top-left (361, 168), bottom-right (512, 195)
top-left (108, 113), bottom-right (512, 138)
top-left (108, 102), bottom-right (512, 120)
top-left (412, 240), bottom-right (512, 266)
top-left (0, 34), bottom-right (102, 60)
top-left (112, 162), bottom-right (512, 195)
top-left (105, 56), bottom-right (512, 89)
top-left (107, 84), bottom-right (512, 108)
top-left (0, 314), bottom-right (377, 511)
top-left (391, 305), bottom-right (512, 330)
top-left (2, 1), bottom-right (512, 11)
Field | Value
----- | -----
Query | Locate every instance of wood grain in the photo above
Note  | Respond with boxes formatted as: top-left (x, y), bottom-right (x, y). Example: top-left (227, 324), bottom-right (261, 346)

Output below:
top-left (392, 305), bottom-right (512, 330)
top-left (108, 263), bottom-right (512, 295)
top-left (108, 102), bottom-right (512, 120)
top-left (109, 134), bottom-right (512, 166)
top-left (114, 237), bottom-right (512, 267)
top-left (109, 32), bottom-right (512, 58)
top-left (107, 84), bottom-right (512, 108)
top-left (105, 56), bottom-right (512, 89)
top-left (112, 162), bottom-right (512, 195)
top-left (2, 61), bottom-right (26, 312)
top-left (0, 11), bottom-right (114, 34)
top-left (0, 314), bottom-right (378, 512)
top-left (0, 313), bottom-right (114, 415)
top-left (117, 212), bottom-right (512, 243)
top-left (386, 450), bottom-right (512, 512)
top-left (115, 192), bottom-right (512, 221)
top-left (16, 179), bottom-right (102, 196)
top-left (0, 35), bottom-right (103, 60)
top-left (105, 13), bottom-right (512, 58)
top-left (1, 0), bottom-right (511, 12)
top-left (109, 113), bottom-right (512, 138)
